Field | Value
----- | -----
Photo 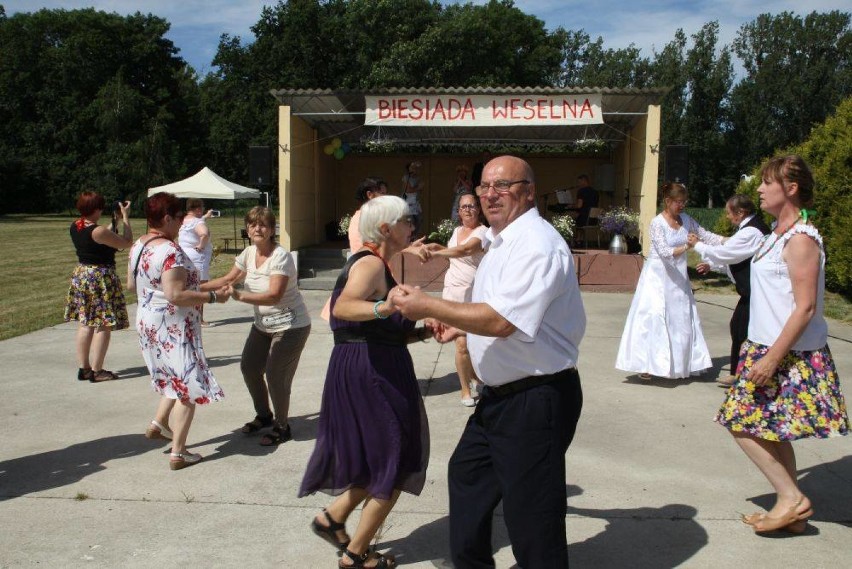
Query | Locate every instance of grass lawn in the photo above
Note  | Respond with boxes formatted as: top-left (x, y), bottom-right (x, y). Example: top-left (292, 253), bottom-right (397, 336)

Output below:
top-left (1, 214), bottom-right (849, 341)
top-left (0, 214), bottom-right (239, 341)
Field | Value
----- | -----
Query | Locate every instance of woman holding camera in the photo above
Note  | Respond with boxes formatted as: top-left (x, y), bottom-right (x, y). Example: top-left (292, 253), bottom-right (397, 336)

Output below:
top-left (65, 191), bottom-right (134, 382)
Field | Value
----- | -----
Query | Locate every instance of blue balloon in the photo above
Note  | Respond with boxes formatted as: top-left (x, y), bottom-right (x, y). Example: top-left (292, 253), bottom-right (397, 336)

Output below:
top-left (341, 142), bottom-right (351, 154)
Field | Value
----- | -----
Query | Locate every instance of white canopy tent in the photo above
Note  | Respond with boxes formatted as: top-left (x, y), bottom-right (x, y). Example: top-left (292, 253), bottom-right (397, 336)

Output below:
top-left (147, 167), bottom-right (261, 200)
top-left (148, 167), bottom-right (262, 249)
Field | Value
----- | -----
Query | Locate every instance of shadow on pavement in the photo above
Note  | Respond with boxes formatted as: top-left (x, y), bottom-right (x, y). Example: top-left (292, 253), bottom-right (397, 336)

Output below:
top-left (621, 356), bottom-right (730, 388)
top-left (564, 483), bottom-right (707, 567)
top-left (190, 412), bottom-right (321, 462)
top-left (0, 434), bottom-right (158, 500)
top-left (746, 454), bottom-right (852, 526)
top-left (422, 372), bottom-right (462, 398)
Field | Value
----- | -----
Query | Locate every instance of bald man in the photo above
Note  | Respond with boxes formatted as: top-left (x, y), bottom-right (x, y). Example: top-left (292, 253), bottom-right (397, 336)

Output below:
top-left (395, 155), bottom-right (585, 568)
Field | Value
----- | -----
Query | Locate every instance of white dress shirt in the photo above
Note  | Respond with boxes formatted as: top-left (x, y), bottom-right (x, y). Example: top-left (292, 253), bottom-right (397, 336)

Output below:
top-left (694, 214), bottom-right (765, 280)
top-left (468, 208), bottom-right (586, 386)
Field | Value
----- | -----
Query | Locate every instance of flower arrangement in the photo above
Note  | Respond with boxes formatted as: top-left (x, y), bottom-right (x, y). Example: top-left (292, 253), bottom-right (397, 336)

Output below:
top-left (428, 218), bottom-right (457, 245)
top-left (550, 214), bottom-right (576, 242)
top-left (338, 213), bottom-right (351, 236)
top-left (599, 207), bottom-right (640, 237)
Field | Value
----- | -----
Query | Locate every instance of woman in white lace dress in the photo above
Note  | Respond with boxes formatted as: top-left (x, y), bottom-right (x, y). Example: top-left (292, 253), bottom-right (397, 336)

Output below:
top-left (616, 182), bottom-right (722, 380)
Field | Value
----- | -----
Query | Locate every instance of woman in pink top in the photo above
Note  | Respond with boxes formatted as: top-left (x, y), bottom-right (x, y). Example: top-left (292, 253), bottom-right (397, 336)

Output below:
top-left (420, 192), bottom-right (487, 406)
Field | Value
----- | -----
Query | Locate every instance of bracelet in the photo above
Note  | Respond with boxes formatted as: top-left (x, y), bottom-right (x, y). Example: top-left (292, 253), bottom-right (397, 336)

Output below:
top-left (208, 291), bottom-right (217, 304)
top-left (373, 300), bottom-right (389, 319)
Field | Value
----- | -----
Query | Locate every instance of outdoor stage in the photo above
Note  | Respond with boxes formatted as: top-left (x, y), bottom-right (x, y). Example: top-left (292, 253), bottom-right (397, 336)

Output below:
top-left (393, 249), bottom-right (644, 293)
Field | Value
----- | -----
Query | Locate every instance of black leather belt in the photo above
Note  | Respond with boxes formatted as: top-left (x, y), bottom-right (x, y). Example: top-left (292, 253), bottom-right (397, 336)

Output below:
top-left (486, 367), bottom-right (578, 397)
top-left (333, 328), bottom-right (406, 347)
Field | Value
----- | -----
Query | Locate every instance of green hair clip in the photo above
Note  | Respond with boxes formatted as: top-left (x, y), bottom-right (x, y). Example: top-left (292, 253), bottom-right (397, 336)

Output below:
top-left (800, 209), bottom-right (816, 222)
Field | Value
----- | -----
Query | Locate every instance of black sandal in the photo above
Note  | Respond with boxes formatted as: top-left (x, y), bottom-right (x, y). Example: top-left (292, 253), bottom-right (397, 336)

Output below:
top-left (240, 414), bottom-right (273, 434)
top-left (77, 368), bottom-right (93, 381)
top-left (90, 369), bottom-right (118, 382)
top-left (259, 424), bottom-right (291, 446)
top-left (339, 549), bottom-right (395, 568)
top-left (311, 508), bottom-right (350, 551)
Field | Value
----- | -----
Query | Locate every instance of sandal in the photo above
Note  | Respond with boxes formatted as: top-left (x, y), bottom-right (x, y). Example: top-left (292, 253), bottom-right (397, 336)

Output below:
top-left (311, 508), bottom-right (350, 551)
top-left (90, 369), bottom-right (119, 382)
top-left (260, 424), bottom-right (291, 446)
top-left (77, 368), bottom-right (93, 381)
top-left (339, 549), bottom-right (396, 568)
top-left (145, 420), bottom-right (173, 441)
top-left (240, 414), bottom-right (273, 434)
top-left (169, 452), bottom-right (202, 471)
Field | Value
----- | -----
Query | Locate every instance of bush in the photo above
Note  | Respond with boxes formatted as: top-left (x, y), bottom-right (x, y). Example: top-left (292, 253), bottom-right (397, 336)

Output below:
top-left (736, 97), bottom-right (852, 297)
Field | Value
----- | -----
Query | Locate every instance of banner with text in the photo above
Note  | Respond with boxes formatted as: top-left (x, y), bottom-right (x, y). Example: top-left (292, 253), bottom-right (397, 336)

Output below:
top-left (364, 93), bottom-right (603, 127)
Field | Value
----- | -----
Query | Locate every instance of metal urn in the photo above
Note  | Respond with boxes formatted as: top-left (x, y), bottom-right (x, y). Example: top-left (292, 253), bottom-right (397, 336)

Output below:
top-left (609, 233), bottom-right (627, 254)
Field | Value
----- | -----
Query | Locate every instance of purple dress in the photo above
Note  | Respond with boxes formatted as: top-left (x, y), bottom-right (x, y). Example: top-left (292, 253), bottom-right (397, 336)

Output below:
top-left (299, 251), bottom-right (429, 499)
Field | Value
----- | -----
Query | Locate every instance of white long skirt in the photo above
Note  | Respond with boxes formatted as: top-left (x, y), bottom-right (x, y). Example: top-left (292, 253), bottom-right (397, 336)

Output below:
top-left (615, 256), bottom-right (712, 378)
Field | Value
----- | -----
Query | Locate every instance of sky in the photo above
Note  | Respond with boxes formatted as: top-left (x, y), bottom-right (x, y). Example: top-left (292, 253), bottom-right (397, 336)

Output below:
top-left (4, 0), bottom-right (850, 75)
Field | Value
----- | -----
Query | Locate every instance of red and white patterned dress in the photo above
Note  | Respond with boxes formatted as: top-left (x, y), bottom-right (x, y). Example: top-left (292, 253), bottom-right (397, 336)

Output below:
top-left (130, 239), bottom-right (223, 404)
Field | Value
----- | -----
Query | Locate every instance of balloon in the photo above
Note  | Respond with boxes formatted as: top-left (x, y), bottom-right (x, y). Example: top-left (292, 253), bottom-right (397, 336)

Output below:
top-left (341, 142), bottom-right (351, 154)
top-left (331, 137), bottom-right (342, 149)
top-left (323, 144), bottom-right (334, 155)
top-left (334, 148), bottom-right (345, 159)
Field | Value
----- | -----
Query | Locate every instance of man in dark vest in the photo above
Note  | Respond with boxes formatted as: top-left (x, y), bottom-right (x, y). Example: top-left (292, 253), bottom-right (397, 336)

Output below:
top-left (689, 194), bottom-right (771, 385)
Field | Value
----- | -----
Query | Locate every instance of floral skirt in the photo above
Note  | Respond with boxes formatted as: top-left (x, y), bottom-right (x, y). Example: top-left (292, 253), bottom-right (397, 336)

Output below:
top-left (64, 264), bottom-right (129, 330)
top-left (715, 340), bottom-right (849, 441)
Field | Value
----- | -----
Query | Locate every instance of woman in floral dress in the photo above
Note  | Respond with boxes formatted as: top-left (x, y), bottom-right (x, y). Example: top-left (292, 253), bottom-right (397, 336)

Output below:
top-left (715, 155), bottom-right (848, 533)
top-left (128, 192), bottom-right (231, 470)
top-left (65, 192), bottom-right (134, 382)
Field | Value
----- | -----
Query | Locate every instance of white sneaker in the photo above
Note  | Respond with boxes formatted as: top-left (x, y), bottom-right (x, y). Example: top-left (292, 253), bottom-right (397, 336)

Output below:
top-left (460, 397), bottom-right (476, 407)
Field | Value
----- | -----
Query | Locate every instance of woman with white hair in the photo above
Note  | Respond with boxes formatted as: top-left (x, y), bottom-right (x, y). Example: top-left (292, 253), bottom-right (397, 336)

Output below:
top-left (300, 195), bottom-right (431, 568)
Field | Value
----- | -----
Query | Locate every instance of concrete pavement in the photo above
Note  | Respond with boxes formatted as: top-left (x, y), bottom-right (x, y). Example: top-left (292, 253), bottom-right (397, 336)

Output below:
top-left (0, 291), bottom-right (850, 568)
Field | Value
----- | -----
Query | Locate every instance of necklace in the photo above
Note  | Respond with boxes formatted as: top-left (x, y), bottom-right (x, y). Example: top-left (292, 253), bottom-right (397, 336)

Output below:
top-left (752, 215), bottom-right (801, 263)
top-left (362, 242), bottom-right (393, 275)
top-left (663, 211), bottom-right (682, 229)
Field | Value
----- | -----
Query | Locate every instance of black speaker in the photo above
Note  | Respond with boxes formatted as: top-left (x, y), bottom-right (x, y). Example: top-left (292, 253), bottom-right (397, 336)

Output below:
top-left (249, 146), bottom-right (272, 187)
top-left (665, 145), bottom-right (689, 184)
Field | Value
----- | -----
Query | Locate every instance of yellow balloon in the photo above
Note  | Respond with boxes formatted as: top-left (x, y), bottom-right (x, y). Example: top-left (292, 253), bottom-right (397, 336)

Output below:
top-left (323, 144), bottom-right (334, 155)
top-left (332, 138), bottom-right (342, 149)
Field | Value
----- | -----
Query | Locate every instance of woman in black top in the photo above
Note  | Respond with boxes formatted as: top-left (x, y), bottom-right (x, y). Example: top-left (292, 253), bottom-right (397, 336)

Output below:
top-left (64, 191), bottom-right (134, 382)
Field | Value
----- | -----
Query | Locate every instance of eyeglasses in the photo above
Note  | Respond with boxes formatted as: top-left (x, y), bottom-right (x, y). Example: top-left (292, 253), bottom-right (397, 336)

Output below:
top-left (475, 179), bottom-right (530, 196)
top-left (396, 215), bottom-right (414, 226)
top-left (459, 204), bottom-right (478, 211)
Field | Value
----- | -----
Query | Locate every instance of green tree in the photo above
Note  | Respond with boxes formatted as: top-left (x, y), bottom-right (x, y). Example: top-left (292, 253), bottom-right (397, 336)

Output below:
top-left (0, 8), bottom-right (204, 212)
top-left (555, 30), bottom-right (652, 88)
top-left (680, 22), bottom-right (734, 207)
top-left (650, 29), bottom-right (688, 164)
top-left (201, 0), bottom-right (565, 182)
top-left (728, 11), bottom-right (851, 175)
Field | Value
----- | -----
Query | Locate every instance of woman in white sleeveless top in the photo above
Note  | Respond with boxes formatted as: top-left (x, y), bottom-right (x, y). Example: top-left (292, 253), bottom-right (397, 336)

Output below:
top-left (715, 155), bottom-right (848, 534)
top-left (179, 198), bottom-right (213, 324)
